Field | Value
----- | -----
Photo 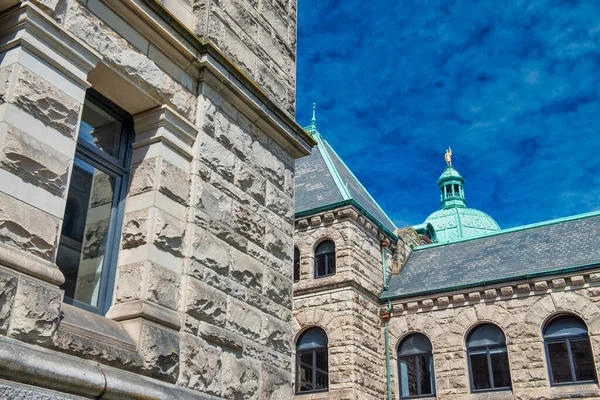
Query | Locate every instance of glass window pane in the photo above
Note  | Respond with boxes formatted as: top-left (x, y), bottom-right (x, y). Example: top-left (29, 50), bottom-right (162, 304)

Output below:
top-left (467, 324), bottom-right (506, 348)
top-left (490, 350), bottom-right (511, 388)
top-left (470, 353), bottom-right (491, 390)
top-left (326, 254), bottom-right (336, 275)
top-left (78, 100), bottom-right (122, 158)
top-left (298, 352), bottom-right (313, 392)
top-left (419, 355), bottom-right (434, 395)
top-left (571, 339), bottom-right (596, 382)
top-left (547, 341), bottom-right (573, 383)
top-left (400, 357), bottom-right (418, 397)
top-left (57, 157), bottom-right (115, 307)
top-left (315, 349), bottom-right (328, 390)
top-left (315, 240), bottom-right (334, 255)
top-left (399, 333), bottom-right (433, 356)
top-left (544, 316), bottom-right (588, 339)
top-left (316, 255), bottom-right (327, 277)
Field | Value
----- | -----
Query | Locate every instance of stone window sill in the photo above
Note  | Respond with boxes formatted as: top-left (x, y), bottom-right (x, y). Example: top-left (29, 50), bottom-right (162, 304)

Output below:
top-left (59, 303), bottom-right (138, 352)
top-left (550, 382), bottom-right (600, 398)
top-left (293, 390), bottom-right (330, 399)
top-left (470, 390), bottom-right (513, 400)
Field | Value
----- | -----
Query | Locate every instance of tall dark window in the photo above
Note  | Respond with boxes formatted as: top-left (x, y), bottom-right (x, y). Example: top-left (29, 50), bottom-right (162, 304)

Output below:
top-left (398, 333), bottom-right (436, 398)
top-left (314, 240), bottom-right (335, 278)
top-left (467, 324), bottom-right (512, 392)
top-left (56, 89), bottom-right (133, 315)
top-left (293, 247), bottom-right (300, 282)
top-left (296, 327), bottom-right (328, 393)
top-left (544, 315), bottom-right (597, 385)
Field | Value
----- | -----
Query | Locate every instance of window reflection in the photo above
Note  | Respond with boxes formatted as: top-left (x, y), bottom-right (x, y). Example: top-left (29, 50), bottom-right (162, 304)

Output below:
top-left (57, 158), bottom-right (115, 307)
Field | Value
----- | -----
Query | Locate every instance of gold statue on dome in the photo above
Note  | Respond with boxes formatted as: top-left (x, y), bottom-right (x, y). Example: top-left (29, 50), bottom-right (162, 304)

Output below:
top-left (445, 147), bottom-right (452, 166)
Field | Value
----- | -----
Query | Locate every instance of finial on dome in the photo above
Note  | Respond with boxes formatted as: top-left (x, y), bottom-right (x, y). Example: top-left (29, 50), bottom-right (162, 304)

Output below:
top-left (311, 103), bottom-right (317, 128)
top-left (445, 146), bottom-right (452, 166)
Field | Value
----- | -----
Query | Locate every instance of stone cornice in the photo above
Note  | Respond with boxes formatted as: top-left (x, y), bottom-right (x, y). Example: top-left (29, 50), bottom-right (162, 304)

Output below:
top-left (384, 269), bottom-right (600, 315)
top-left (0, 2), bottom-right (102, 88)
top-left (97, 0), bottom-right (316, 158)
top-left (294, 279), bottom-right (382, 305)
top-left (295, 204), bottom-right (397, 244)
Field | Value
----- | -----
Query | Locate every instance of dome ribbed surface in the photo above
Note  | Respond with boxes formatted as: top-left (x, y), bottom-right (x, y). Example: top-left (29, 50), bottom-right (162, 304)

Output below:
top-left (426, 207), bottom-right (500, 243)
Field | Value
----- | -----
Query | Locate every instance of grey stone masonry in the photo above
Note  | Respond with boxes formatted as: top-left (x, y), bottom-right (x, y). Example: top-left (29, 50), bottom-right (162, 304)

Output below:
top-left (0, 1), bottom-right (313, 399)
top-left (193, 0), bottom-right (298, 115)
top-left (293, 206), bottom-right (401, 400)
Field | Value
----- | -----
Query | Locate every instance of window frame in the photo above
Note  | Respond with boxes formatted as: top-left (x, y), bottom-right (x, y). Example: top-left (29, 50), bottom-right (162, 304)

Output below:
top-left (544, 315), bottom-right (598, 386)
top-left (466, 324), bottom-right (512, 393)
top-left (58, 89), bottom-right (134, 315)
top-left (314, 240), bottom-right (336, 279)
top-left (397, 334), bottom-right (436, 399)
top-left (295, 327), bottom-right (329, 394)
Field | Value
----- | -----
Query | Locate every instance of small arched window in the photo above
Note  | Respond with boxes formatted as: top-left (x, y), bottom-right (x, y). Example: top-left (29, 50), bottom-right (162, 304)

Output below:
top-left (314, 240), bottom-right (336, 278)
top-left (467, 324), bottom-right (512, 392)
top-left (398, 334), bottom-right (435, 398)
top-left (544, 315), bottom-right (597, 385)
top-left (293, 247), bottom-right (300, 282)
top-left (296, 327), bottom-right (328, 393)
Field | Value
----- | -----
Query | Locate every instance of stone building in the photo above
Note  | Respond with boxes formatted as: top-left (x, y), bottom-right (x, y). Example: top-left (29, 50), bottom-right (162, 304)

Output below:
top-left (293, 125), bottom-right (600, 400)
top-left (0, 0), bottom-right (314, 398)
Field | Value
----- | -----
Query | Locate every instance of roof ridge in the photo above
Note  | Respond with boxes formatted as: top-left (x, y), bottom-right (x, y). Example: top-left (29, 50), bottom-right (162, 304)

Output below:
top-left (313, 132), bottom-right (351, 201)
top-left (321, 139), bottom-right (397, 230)
top-left (415, 208), bottom-right (600, 251)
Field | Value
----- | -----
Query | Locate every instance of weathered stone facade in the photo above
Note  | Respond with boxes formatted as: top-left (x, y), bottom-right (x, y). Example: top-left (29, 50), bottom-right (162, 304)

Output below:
top-left (293, 205), bottom-right (397, 400)
top-left (387, 272), bottom-right (600, 400)
top-left (0, 0), bottom-right (313, 398)
top-left (293, 211), bottom-right (600, 400)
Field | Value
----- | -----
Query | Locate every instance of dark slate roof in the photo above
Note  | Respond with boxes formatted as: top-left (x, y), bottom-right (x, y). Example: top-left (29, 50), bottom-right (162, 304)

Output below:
top-left (382, 211), bottom-right (600, 300)
top-left (295, 130), bottom-right (396, 233)
top-left (295, 145), bottom-right (344, 214)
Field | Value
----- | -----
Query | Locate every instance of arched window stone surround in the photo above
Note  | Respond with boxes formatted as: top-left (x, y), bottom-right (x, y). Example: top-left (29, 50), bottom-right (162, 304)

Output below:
top-left (296, 227), bottom-right (345, 283)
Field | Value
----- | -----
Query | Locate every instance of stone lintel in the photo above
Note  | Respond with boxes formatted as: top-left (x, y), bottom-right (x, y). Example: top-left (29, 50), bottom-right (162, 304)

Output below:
top-left (0, 242), bottom-right (64, 285)
top-left (0, 2), bottom-right (102, 93)
top-left (0, 336), bottom-right (219, 399)
top-left (106, 300), bottom-right (181, 330)
top-left (133, 104), bottom-right (198, 162)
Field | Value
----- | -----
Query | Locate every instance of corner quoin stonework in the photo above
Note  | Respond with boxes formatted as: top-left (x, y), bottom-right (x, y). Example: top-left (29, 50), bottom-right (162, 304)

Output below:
top-left (0, 0), bottom-right (314, 399)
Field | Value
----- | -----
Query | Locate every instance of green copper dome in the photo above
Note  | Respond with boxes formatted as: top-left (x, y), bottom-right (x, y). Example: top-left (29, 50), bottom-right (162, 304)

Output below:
top-left (424, 160), bottom-right (500, 243)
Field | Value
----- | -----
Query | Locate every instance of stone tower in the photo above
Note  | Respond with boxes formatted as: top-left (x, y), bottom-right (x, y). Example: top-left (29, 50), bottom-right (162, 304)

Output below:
top-left (0, 0), bottom-right (313, 398)
top-left (292, 115), bottom-right (418, 399)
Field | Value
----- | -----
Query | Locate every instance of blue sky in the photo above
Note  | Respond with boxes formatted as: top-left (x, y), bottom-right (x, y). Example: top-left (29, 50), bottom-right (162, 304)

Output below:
top-left (295, 0), bottom-right (600, 229)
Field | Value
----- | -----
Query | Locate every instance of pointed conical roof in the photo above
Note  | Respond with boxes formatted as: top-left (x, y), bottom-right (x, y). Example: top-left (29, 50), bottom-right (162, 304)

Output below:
top-left (295, 116), bottom-right (396, 234)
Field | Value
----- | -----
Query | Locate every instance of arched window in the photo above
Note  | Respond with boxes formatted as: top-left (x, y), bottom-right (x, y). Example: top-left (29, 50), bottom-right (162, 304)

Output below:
top-left (544, 315), bottom-right (597, 385)
top-left (296, 327), bottom-right (328, 393)
top-left (398, 334), bottom-right (435, 398)
top-left (467, 324), bottom-right (512, 391)
top-left (293, 247), bottom-right (300, 282)
top-left (314, 240), bottom-right (336, 278)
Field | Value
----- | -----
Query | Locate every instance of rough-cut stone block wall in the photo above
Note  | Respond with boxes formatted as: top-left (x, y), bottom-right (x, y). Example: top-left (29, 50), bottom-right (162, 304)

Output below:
top-left (176, 81), bottom-right (296, 399)
top-left (193, 0), bottom-right (297, 115)
top-left (0, 0), bottom-right (308, 398)
top-left (293, 289), bottom-right (385, 400)
top-left (295, 214), bottom-right (394, 298)
top-left (388, 283), bottom-right (600, 400)
top-left (292, 215), bottom-right (395, 399)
